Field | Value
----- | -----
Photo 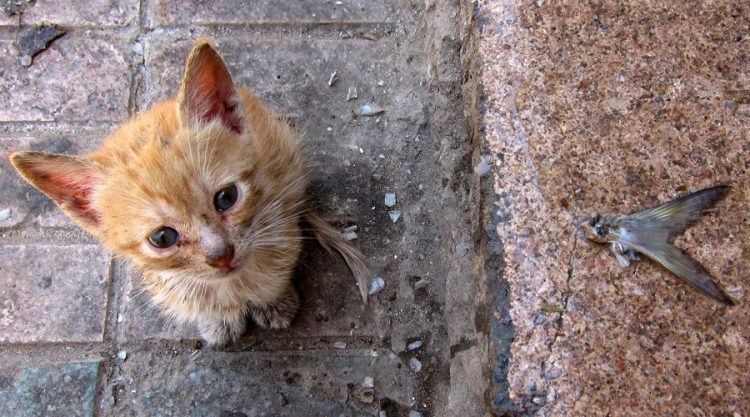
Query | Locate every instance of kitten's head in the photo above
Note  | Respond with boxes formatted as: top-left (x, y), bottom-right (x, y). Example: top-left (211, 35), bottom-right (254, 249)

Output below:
top-left (9, 40), bottom-right (298, 281)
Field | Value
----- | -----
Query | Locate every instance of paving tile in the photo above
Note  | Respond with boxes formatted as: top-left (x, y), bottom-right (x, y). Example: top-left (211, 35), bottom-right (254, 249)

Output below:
top-left (0, 245), bottom-right (110, 343)
top-left (146, 0), bottom-right (406, 26)
top-left (21, 0), bottom-right (138, 26)
top-left (0, 135), bottom-right (106, 229)
top-left (0, 36), bottom-right (131, 122)
top-left (102, 349), bottom-right (415, 417)
top-left (0, 12), bottom-right (19, 26)
top-left (0, 361), bottom-right (100, 417)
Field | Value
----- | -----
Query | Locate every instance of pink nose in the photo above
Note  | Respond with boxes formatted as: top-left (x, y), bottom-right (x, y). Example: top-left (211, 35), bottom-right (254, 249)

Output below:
top-left (206, 244), bottom-right (235, 271)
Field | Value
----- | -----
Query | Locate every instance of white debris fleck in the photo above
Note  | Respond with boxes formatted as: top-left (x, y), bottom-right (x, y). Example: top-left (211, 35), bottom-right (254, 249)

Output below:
top-left (361, 103), bottom-right (385, 116)
top-left (407, 340), bottom-right (423, 351)
top-left (342, 224), bottom-right (358, 234)
top-left (409, 411), bottom-right (423, 417)
top-left (333, 341), bottom-right (347, 349)
top-left (335, 0), bottom-right (343, 5)
top-left (475, 156), bottom-right (491, 176)
top-left (362, 376), bottom-right (375, 389)
top-left (369, 277), bottom-right (385, 295)
top-left (328, 71), bottom-right (339, 87)
top-left (414, 278), bottom-right (428, 290)
top-left (379, 411), bottom-right (387, 417)
top-left (378, 154), bottom-right (385, 159)
top-left (388, 210), bottom-right (401, 223)
top-left (343, 231), bottom-right (358, 241)
top-left (346, 86), bottom-right (358, 101)
top-left (384, 193), bottom-right (396, 207)
top-left (408, 357), bottom-right (422, 372)
top-left (131, 42), bottom-right (143, 55)
top-left (377, 80), bottom-right (385, 87)
top-left (327, 126), bottom-right (333, 132)
top-left (359, 147), bottom-right (364, 154)
top-left (117, 313), bottom-right (124, 323)
top-left (117, 350), bottom-right (127, 361)
top-left (0, 208), bottom-right (10, 222)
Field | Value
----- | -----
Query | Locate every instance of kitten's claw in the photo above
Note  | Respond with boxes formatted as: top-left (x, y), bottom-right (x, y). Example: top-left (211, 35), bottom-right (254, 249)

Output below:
top-left (250, 287), bottom-right (299, 329)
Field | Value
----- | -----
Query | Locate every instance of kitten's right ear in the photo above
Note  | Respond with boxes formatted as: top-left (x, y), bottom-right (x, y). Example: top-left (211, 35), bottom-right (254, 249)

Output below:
top-left (178, 39), bottom-right (242, 133)
top-left (9, 151), bottom-right (103, 231)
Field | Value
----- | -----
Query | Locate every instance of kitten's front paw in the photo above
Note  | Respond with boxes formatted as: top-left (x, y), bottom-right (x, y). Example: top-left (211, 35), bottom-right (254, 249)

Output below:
top-left (250, 287), bottom-right (299, 329)
top-left (197, 316), bottom-right (245, 348)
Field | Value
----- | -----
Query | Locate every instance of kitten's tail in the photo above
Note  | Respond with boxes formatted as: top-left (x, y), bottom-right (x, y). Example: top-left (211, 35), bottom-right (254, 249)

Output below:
top-left (304, 212), bottom-right (371, 304)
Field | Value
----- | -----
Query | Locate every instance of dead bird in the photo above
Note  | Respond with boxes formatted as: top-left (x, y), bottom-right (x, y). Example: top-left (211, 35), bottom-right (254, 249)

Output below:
top-left (582, 185), bottom-right (735, 305)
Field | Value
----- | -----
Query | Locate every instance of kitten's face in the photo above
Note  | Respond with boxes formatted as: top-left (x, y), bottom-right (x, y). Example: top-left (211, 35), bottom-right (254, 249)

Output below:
top-left (99, 122), bottom-right (264, 280)
top-left (9, 40), bottom-right (303, 284)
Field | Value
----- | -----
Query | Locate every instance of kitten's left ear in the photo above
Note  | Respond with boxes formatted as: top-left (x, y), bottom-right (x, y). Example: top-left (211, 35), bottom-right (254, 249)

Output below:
top-left (178, 39), bottom-right (242, 133)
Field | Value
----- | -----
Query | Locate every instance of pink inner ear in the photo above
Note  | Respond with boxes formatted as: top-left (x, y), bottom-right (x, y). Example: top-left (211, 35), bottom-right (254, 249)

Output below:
top-left (45, 169), bottom-right (101, 226)
top-left (181, 45), bottom-right (243, 134)
top-left (202, 92), bottom-right (242, 134)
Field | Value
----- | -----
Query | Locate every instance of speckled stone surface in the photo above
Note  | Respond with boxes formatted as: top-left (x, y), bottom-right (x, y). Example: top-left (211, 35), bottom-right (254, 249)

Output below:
top-left (479, 1), bottom-right (749, 415)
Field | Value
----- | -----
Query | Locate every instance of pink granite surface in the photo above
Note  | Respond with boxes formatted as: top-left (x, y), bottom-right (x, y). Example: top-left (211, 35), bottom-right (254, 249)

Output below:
top-left (479, 1), bottom-right (749, 415)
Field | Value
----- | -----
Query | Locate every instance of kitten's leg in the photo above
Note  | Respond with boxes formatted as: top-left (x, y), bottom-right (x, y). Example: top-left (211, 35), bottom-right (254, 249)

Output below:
top-left (197, 314), bottom-right (245, 347)
top-left (249, 284), bottom-right (300, 329)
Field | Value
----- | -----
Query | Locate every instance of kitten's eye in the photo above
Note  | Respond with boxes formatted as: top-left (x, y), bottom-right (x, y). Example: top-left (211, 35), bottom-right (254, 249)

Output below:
top-left (148, 227), bottom-right (179, 248)
top-left (214, 184), bottom-right (239, 212)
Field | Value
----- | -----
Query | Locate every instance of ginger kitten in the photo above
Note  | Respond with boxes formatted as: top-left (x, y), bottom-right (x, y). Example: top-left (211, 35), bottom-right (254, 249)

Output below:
top-left (9, 39), bottom-right (370, 346)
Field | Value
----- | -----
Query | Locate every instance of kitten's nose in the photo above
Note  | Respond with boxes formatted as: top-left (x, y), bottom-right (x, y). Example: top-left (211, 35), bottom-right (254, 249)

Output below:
top-left (206, 244), bottom-right (235, 271)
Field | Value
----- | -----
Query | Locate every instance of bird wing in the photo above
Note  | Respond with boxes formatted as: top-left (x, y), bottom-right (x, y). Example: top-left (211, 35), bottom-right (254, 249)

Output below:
top-left (630, 185), bottom-right (730, 238)
top-left (624, 239), bottom-right (734, 305)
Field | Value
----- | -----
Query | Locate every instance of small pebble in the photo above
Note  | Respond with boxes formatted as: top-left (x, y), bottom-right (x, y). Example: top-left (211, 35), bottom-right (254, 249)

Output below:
top-left (346, 86), bottom-right (358, 101)
top-left (388, 211), bottom-right (401, 223)
top-left (361, 103), bottom-right (385, 116)
top-left (407, 340), bottom-right (423, 351)
top-left (343, 231), bottom-right (358, 241)
top-left (409, 411), bottom-right (423, 417)
top-left (377, 80), bottom-right (385, 87)
top-left (342, 224), bottom-right (358, 233)
top-left (369, 277), bottom-right (385, 295)
top-left (384, 193), bottom-right (396, 207)
top-left (335, 0), bottom-right (343, 5)
top-left (408, 357), bottom-right (422, 372)
top-left (117, 350), bottom-right (127, 360)
top-left (0, 208), bottom-right (10, 222)
top-left (20, 55), bottom-right (32, 66)
top-left (333, 341), bottom-right (347, 349)
top-left (131, 42), bottom-right (143, 55)
top-left (414, 279), bottom-right (428, 290)
top-left (379, 411), bottom-right (387, 417)
top-left (117, 313), bottom-right (124, 323)
top-left (362, 376), bottom-right (375, 389)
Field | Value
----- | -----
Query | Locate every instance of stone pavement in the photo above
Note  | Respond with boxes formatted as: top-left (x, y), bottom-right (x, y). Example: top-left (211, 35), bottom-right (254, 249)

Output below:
top-left (2, 1), bottom-right (749, 416)
top-left (0, 1), bottom-right (486, 416)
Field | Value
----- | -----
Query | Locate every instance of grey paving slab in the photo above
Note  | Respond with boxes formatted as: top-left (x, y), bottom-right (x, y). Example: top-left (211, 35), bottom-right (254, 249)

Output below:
top-left (0, 245), bottom-right (110, 343)
top-left (0, 12), bottom-right (18, 26)
top-left (0, 35), bottom-right (131, 122)
top-left (145, 0), bottom-right (411, 27)
top-left (20, 0), bottom-right (138, 26)
top-left (102, 348), bottom-right (419, 417)
top-left (0, 135), bottom-right (106, 229)
top-left (0, 361), bottom-right (100, 417)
